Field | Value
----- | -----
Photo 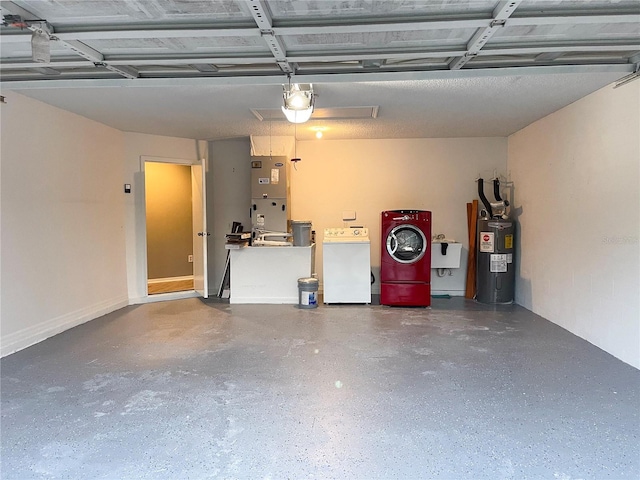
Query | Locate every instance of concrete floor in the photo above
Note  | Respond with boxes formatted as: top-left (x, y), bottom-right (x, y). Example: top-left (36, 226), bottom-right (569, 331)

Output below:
top-left (1, 297), bottom-right (638, 479)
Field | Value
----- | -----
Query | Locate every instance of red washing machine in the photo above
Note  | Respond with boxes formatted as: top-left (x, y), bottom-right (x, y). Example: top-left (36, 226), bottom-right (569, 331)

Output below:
top-left (380, 210), bottom-right (432, 306)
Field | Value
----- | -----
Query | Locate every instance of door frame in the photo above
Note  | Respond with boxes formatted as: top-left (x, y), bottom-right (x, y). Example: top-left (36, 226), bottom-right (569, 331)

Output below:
top-left (191, 157), bottom-right (208, 298)
top-left (139, 155), bottom-right (205, 303)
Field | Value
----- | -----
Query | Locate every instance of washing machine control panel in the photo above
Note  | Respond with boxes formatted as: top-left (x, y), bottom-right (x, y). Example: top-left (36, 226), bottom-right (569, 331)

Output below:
top-left (324, 227), bottom-right (369, 242)
top-left (383, 210), bottom-right (430, 222)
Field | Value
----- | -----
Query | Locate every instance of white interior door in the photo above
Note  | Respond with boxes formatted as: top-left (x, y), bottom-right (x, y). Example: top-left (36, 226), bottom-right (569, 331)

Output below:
top-left (192, 158), bottom-right (208, 298)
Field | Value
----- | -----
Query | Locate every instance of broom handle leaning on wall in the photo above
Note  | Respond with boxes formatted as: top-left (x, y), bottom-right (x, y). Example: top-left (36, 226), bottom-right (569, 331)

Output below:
top-left (465, 200), bottom-right (478, 299)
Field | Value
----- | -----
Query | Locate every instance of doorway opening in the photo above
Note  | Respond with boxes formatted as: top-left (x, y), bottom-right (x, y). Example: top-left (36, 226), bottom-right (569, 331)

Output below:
top-left (145, 161), bottom-right (194, 295)
top-left (140, 154), bottom-right (208, 301)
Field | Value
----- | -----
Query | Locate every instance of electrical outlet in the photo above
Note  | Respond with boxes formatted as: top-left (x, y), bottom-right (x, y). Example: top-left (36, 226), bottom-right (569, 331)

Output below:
top-left (188, 255), bottom-right (193, 263)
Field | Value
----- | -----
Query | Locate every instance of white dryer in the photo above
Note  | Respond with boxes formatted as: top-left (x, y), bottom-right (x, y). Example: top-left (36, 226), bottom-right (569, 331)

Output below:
top-left (322, 227), bottom-right (371, 304)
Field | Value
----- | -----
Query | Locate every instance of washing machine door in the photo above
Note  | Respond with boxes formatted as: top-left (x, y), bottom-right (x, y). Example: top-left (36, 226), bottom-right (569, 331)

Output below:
top-left (386, 224), bottom-right (427, 264)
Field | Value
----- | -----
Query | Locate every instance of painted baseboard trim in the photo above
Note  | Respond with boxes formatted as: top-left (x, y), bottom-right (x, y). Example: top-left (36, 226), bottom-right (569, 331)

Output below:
top-left (230, 297), bottom-right (298, 304)
top-left (431, 290), bottom-right (465, 296)
top-left (147, 275), bottom-right (194, 284)
top-left (320, 287), bottom-right (460, 296)
top-left (0, 295), bottom-right (129, 358)
top-left (318, 286), bottom-right (380, 295)
top-left (131, 290), bottom-right (199, 304)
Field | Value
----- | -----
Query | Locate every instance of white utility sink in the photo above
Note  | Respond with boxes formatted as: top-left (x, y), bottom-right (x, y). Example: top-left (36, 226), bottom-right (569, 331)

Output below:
top-left (431, 240), bottom-right (462, 269)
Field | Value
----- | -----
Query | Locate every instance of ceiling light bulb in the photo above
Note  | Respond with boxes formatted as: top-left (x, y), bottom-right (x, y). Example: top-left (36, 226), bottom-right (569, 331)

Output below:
top-left (288, 91), bottom-right (309, 109)
top-left (315, 131), bottom-right (323, 139)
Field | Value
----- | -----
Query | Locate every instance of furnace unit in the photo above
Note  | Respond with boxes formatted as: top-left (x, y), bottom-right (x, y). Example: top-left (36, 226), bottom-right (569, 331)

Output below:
top-left (250, 156), bottom-right (291, 240)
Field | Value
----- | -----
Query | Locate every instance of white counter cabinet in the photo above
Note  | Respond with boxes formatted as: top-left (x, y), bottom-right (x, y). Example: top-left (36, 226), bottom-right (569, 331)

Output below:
top-left (229, 245), bottom-right (316, 304)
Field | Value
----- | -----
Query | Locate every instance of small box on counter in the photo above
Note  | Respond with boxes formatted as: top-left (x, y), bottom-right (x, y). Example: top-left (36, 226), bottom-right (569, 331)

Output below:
top-left (226, 232), bottom-right (251, 242)
top-left (225, 231), bottom-right (251, 249)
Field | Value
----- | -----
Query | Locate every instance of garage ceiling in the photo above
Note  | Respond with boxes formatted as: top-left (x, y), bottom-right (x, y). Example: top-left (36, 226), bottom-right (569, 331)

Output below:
top-left (1, 0), bottom-right (639, 140)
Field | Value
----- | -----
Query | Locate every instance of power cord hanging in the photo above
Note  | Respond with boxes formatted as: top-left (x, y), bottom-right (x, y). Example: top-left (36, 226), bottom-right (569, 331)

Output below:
top-left (269, 118), bottom-right (272, 161)
top-left (291, 122), bottom-right (301, 170)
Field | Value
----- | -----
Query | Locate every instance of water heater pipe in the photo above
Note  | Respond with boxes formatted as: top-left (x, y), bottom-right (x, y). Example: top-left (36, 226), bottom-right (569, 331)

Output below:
top-left (493, 178), bottom-right (503, 202)
top-left (493, 178), bottom-right (509, 207)
top-left (478, 178), bottom-right (493, 218)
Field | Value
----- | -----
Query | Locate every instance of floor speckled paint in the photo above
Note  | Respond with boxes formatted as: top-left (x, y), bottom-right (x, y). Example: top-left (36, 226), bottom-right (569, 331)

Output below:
top-left (1, 297), bottom-right (638, 479)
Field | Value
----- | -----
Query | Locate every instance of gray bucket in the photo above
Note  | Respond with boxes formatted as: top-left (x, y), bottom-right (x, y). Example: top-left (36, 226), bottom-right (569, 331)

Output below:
top-left (298, 277), bottom-right (318, 309)
top-left (291, 220), bottom-right (312, 246)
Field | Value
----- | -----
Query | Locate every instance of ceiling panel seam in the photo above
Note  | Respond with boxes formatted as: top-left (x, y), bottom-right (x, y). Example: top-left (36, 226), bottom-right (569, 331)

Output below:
top-left (3, 14), bottom-right (637, 43)
top-left (450, 0), bottom-right (523, 70)
top-left (5, 44), bottom-right (638, 71)
top-left (2, 64), bottom-right (634, 90)
top-left (247, 0), bottom-right (292, 74)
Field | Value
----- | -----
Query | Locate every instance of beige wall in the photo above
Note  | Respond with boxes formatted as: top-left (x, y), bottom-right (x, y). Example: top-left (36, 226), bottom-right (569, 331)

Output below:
top-left (1, 91), bottom-right (128, 356)
top-left (508, 82), bottom-right (640, 369)
top-left (208, 138), bottom-right (252, 292)
top-left (145, 162), bottom-right (193, 279)
top-left (291, 137), bottom-right (507, 294)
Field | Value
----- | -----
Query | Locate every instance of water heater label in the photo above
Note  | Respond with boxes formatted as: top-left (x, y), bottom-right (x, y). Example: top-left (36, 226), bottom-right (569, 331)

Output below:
top-left (480, 232), bottom-right (494, 252)
top-left (271, 168), bottom-right (279, 184)
top-left (490, 254), bottom-right (508, 272)
top-left (505, 234), bottom-right (513, 249)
